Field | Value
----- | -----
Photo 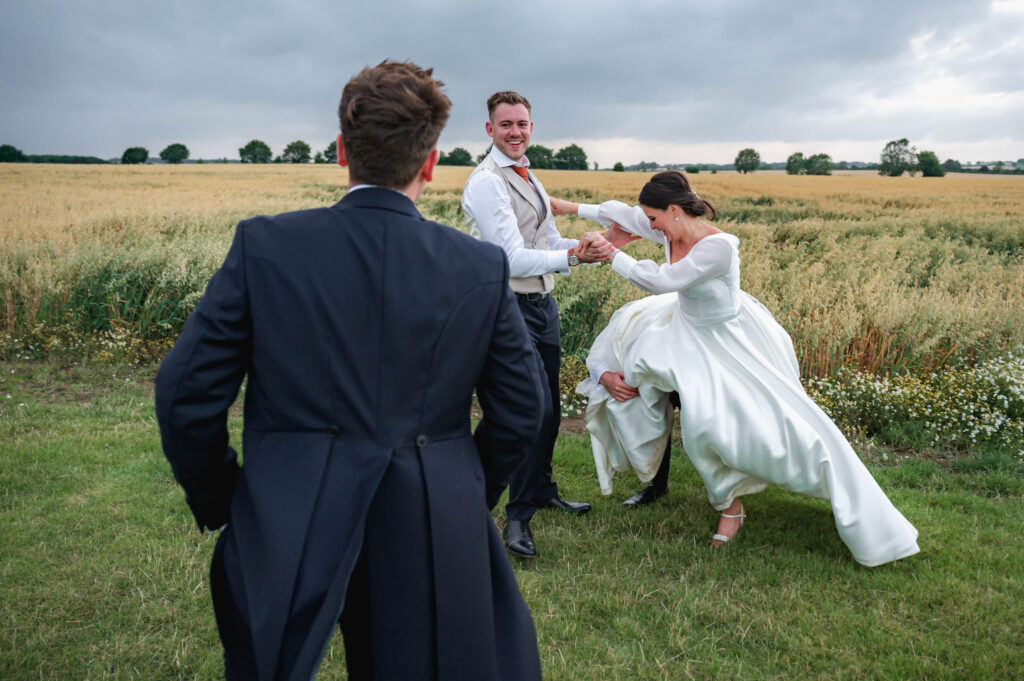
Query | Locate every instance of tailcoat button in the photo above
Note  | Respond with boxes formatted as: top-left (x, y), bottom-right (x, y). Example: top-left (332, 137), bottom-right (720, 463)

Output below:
top-left (415, 434), bottom-right (429, 447)
top-left (327, 425), bottom-right (340, 437)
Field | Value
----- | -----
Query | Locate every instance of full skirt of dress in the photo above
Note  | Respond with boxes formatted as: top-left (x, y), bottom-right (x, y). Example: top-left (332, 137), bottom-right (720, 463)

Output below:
top-left (577, 292), bottom-right (920, 567)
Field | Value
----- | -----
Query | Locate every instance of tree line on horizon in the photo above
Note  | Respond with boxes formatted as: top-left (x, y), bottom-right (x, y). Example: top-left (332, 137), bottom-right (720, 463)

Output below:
top-left (3, 139), bottom-right (1022, 175)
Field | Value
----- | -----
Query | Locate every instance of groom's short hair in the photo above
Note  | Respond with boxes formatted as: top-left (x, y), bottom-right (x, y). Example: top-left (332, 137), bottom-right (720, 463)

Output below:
top-left (486, 91), bottom-right (531, 119)
top-left (338, 60), bottom-right (451, 188)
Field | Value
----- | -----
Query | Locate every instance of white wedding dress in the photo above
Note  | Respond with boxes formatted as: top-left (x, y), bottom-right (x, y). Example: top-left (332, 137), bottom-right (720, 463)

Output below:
top-left (575, 201), bottom-right (919, 567)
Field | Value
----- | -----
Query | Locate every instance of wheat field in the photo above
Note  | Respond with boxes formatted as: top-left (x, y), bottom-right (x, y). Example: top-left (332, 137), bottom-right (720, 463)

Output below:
top-left (2, 163), bottom-right (1023, 376)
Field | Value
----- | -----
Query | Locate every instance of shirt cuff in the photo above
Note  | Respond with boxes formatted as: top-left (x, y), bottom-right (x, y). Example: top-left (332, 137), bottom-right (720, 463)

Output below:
top-left (578, 204), bottom-right (602, 223)
top-left (550, 249), bottom-right (571, 273)
top-left (611, 250), bottom-right (636, 278)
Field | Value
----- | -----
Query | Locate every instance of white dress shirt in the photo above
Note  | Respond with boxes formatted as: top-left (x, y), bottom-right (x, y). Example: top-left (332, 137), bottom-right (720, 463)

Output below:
top-left (462, 147), bottom-right (579, 277)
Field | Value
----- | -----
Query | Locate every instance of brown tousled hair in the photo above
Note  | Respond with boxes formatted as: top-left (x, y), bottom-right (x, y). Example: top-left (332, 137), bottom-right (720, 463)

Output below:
top-left (338, 60), bottom-right (451, 188)
top-left (486, 91), bottom-right (531, 120)
top-left (638, 171), bottom-right (717, 220)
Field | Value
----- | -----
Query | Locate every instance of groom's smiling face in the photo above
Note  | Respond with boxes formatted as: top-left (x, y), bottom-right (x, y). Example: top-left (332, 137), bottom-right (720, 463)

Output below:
top-left (486, 103), bottom-right (533, 162)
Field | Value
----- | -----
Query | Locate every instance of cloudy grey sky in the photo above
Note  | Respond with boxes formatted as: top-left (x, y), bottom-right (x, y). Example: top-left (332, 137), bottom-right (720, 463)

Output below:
top-left (3, 0), bottom-right (1023, 165)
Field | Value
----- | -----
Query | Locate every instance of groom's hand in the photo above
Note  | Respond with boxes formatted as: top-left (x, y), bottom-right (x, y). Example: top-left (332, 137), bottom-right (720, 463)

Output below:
top-left (599, 371), bottom-right (639, 402)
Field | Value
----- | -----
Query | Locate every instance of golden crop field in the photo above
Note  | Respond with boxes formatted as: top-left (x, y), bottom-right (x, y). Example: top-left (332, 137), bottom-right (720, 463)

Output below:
top-left (2, 163), bottom-right (1023, 378)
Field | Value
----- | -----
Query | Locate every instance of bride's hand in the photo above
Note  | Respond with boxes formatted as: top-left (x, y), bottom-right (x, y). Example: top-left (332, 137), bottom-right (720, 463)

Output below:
top-left (599, 371), bottom-right (639, 402)
top-left (605, 222), bottom-right (641, 249)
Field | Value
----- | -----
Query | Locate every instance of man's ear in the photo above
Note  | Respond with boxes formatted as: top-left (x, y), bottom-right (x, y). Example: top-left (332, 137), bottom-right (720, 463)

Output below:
top-left (485, 120), bottom-right (494, 138)
top-left (422, 148), bottom-right (440, 182)
top-left (336, 133), bottom-right (347, 167)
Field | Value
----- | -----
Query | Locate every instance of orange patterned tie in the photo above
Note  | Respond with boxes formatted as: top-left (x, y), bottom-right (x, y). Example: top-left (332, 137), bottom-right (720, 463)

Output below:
top-left (511, 165), bottom-right (529, 180)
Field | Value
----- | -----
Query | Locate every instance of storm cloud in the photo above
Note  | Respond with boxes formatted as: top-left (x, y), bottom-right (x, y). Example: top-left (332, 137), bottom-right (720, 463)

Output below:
top-left (2, 0), bottom-right (1021, 165)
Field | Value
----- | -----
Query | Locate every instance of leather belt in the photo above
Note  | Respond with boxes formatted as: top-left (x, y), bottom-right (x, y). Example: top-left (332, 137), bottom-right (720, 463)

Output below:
top-left (515, 292), bottom-right (549, 302)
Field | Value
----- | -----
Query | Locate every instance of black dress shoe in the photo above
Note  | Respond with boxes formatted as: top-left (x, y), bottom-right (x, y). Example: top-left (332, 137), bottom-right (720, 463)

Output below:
top-left (622, 484), bottom-right (667, 508)
top-left (505, 520), bottom-right (536, 558)
top-left (539, 496), bottom-right (592, 515)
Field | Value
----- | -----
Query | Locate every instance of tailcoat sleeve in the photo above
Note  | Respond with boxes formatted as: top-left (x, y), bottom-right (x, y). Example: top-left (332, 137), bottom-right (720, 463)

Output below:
top-left (473, 257), bottom-right (546, 509)
top-left (155, 224), bottom-right (251, 531)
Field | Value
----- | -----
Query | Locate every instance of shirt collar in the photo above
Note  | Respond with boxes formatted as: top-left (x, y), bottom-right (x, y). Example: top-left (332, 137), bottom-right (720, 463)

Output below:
top-left (348, 183), bottom-right (407, 196)
top-left (489, 146), bottom-right (530, 170)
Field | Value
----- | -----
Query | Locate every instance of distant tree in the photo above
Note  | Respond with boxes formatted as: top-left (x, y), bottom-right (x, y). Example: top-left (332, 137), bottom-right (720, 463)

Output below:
top-left (313, 152), bottom-right (326, 164)
top-left (734, 148), bottom-right (760, 174)
top-left (836, 160), bottom-right (849, 170)
top-left (281, 140), bottom-right (311, 163)
top-left (979, 165), bottom-right (990, 173)
top-left (0, 144), bottom-right (27, 162)
top-left (121, 147), bottom-right (148, 165)
top-left (476, 145), bottom-right (492, 164)
top-left (917, 150), bottom-right (945, 177)
top-left (438, 147), bottom-right (474, 166)
top-left (636, 161), bottom-right (659, 172)
top-left (805, 153), bottom-right (833, 176)
top-left (994, 161), bottom-right (1005, 172)
top-left (942, 158), bottom-right (962, 172)
top-left (878, 138), bottom-right (918, 177)
top-left (593, 161), bottom-right (599, 171)
top-left (26, 154), bottom-right (106, 164)
top-left (554, 144), bottom-right (588, 170)
top-left (159, 143), bottom-right (189, 164)
top-left (612, 162), bottom-right (625, 172)
top-left (785, 152), bottom-right (806, 175)
top-left (324, 140), bottom-right (337, 164)
top-left (685, 165), bottom-right (700, 174)
top-left (239, 139), bottom-right (272, 163)
top-left (527, 144), bottom-right (554, 169)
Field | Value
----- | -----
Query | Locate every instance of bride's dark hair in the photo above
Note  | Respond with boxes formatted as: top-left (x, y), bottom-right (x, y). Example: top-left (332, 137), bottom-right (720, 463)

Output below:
top-left (638, 171), bottom-right (717, 220)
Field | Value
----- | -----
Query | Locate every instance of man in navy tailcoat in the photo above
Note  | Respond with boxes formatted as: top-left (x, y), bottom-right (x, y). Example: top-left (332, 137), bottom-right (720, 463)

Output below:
top-left (156, 60), bottom-right (545, 681)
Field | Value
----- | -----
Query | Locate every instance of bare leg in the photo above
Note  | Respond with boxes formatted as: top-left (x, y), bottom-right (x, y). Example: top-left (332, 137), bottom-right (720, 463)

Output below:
top-left (712, 498), bottom-right (745, 546)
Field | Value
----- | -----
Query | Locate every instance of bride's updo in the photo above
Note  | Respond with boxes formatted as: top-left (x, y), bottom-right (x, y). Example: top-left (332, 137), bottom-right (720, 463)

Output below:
top-left (638, 171), bottom-right (717, 221)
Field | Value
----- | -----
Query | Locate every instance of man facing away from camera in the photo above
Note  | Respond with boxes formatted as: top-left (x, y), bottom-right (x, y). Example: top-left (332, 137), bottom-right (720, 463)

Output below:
top-left (156, 61), bottom-right (545, 681)
top-left (462, 90), bottom-right (614, 558)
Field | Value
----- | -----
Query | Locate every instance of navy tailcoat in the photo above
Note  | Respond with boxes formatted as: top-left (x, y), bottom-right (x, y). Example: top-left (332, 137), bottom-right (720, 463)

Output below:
top-left (155, 187), bottom-right (545, 681)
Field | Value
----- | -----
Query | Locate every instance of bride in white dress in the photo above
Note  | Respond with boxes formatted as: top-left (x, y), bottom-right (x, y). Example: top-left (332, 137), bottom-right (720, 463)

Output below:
top-left (550, 171), bottom-right (919, 567)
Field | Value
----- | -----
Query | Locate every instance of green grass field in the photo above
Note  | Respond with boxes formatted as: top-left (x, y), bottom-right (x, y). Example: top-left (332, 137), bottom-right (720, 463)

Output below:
top-left (2, 360), bottom-right (1021, 680)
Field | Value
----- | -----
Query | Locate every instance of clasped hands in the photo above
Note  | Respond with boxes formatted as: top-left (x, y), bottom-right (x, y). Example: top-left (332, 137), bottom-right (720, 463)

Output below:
top-left (574, 223), bottom-right (642, 263)
top-left (573, 231), bottom-right (615, 262)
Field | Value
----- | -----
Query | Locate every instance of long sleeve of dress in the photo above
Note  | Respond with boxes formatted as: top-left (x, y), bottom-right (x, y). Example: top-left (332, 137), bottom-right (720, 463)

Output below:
top-left (578, 201), bottom-right (664, 245)
top-left (611, 236), bottom-right (734, 294)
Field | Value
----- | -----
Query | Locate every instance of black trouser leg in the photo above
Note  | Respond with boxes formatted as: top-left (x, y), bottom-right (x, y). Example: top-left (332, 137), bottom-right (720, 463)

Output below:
top-left (651, 440), bottom-right (671, 492)
top-left (650, 391), bottom-right (679, 492)
top-left (507, 295), bottom-right (561, 522)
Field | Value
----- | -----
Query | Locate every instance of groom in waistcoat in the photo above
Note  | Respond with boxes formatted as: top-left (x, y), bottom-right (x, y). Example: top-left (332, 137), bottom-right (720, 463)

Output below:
top-left (462, 90), bottom-right (614, 558)
top-left (156, 62), bottom-right (545, 681)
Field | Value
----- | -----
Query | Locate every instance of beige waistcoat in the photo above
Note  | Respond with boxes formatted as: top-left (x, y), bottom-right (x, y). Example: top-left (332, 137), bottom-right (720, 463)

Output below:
top-left (465, 155), bottom-right (554, 294)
